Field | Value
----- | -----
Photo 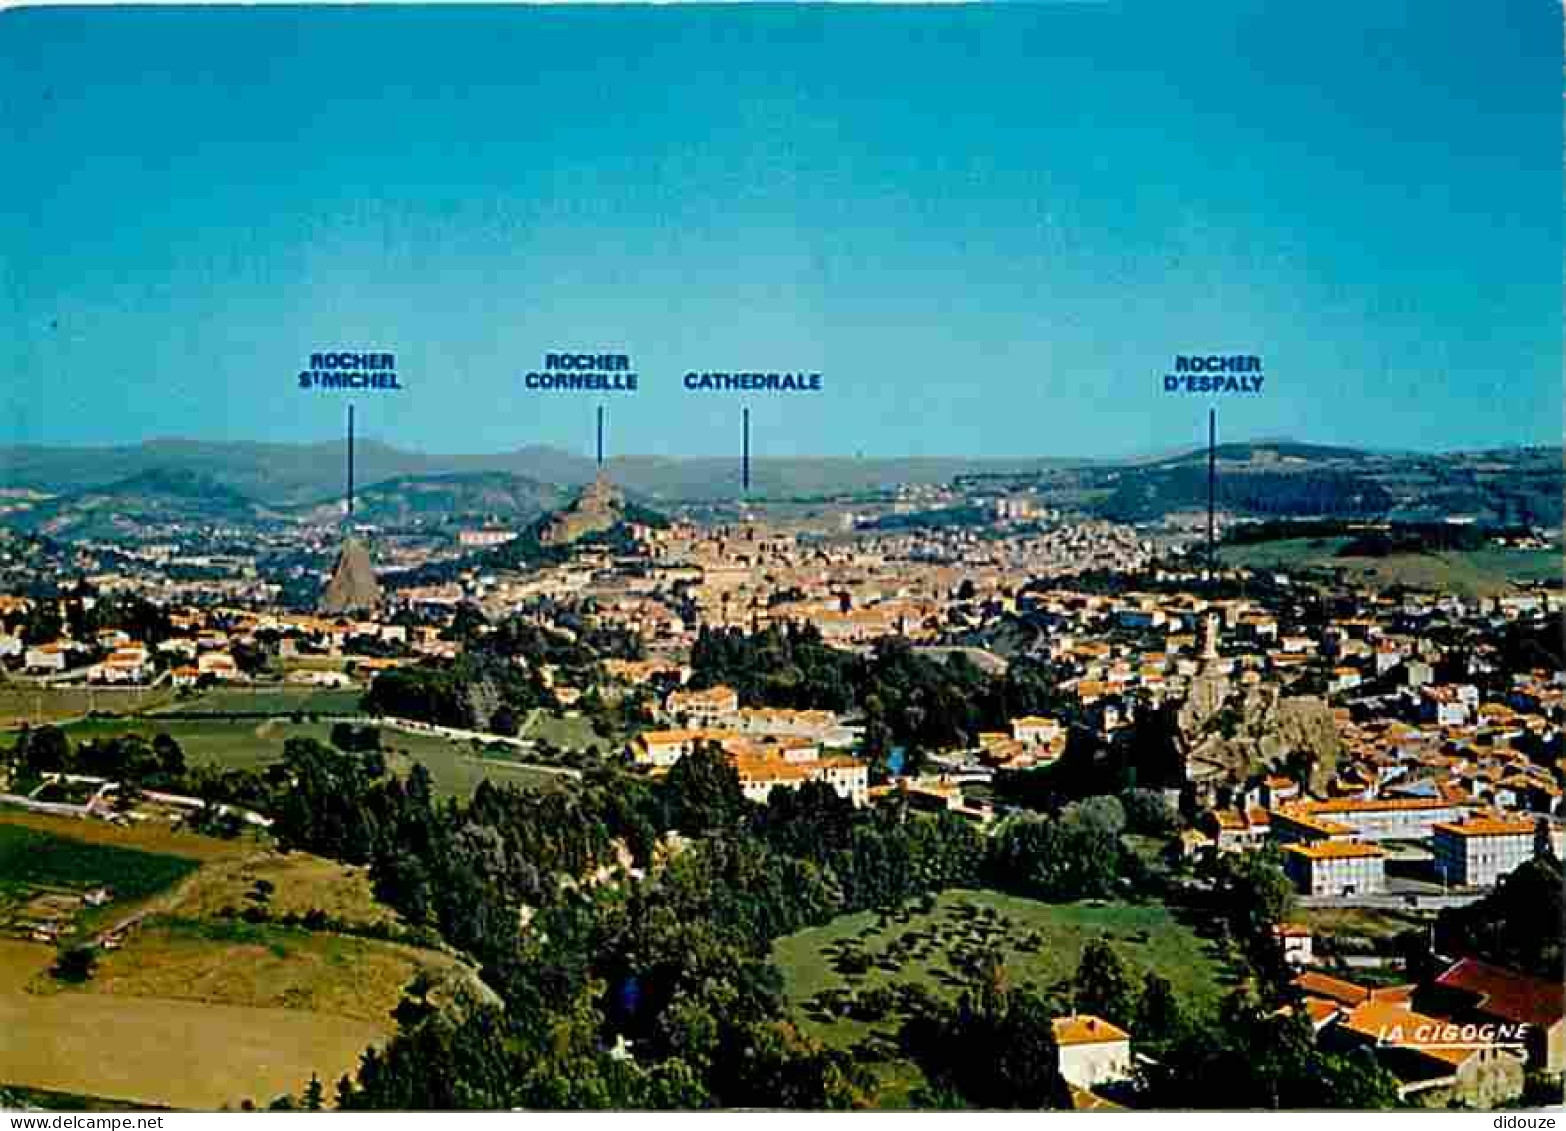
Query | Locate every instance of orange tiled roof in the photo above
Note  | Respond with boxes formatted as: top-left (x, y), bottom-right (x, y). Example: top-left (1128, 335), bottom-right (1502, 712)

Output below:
top-left (1338, 1001), bottom-right (1475, 1069)
top-left (1432, 818), bottom-right (1536, 838)
top-left (1052, 1014), bottom-right (1129, 1046)
top-left (1293, 971), bottom-right (1372, 1007)
top-left (1283, 841), bottom-right (1384, 861)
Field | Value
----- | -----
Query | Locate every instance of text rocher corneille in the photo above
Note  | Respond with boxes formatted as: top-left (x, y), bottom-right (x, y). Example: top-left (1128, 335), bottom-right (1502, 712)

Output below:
top-left (525, 353), bottom-right (638, 392)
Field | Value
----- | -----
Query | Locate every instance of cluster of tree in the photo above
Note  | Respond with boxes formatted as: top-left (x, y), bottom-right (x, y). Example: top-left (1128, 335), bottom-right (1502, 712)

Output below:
top-left (1140, 988), bottom-right (1398, 1108)
top-left (898, 937), bottom-right (1206, 1109)
top-left (983, 797), bottom-right (1151, 903)
top-left (3, 724), bottom-right (187, 790)
top-left (1199, 847), bottom-right (1298, 1002)
top-left (238, 718), bottom-right (1408, 1112)
top-left (235, 738), bottom-right (1019, 1108)
top-left (574, 684), bottom-right (657, 746)
top-left (361, 666), bottom-right (474, 728)
top-left (751, 779), bottom-right (986, 914)
top-left (1435, 852), bottom-right (1562, 980)
top-left (901, 969), bottom-right (1074, 1108)
top-left (689, 625), bottom-right (1066, 755)
top-left (253, 742), bottom-right (896, 1108)
top-left (474, 608), bottom-right (643, 693)
top-left (361, 649), bottom-right (552, 732)
top-left (327, 979), bottom-right (864, 1111)
top-left (689, 623), bottom-right (859, 713)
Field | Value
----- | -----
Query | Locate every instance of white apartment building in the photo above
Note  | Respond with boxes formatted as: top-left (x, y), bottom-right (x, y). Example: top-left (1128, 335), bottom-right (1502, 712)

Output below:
top-left (1282, 841), bottom-right (1387, 896)
top-left (1431, 818), bottom-right (1539, 888)
top-left (1280, 798), bottom-right (1470, 842)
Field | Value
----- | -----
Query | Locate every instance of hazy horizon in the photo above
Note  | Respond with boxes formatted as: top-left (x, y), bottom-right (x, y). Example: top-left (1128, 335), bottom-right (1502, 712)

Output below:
top-left (1, 430), bottom-right (1556, 465)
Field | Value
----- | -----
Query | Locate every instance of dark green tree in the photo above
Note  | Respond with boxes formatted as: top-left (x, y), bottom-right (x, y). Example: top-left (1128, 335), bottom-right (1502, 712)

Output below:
top-left (17, 724), bottom-right (71, 777)
top-left (663, 741), bottom-right (748, 836)
top-left (1074, 936), bottom-right (1136, 1029)
top-left (53, 944), bottom-right (97, 983)
top-left (152, 732), bottom-right (187, 779)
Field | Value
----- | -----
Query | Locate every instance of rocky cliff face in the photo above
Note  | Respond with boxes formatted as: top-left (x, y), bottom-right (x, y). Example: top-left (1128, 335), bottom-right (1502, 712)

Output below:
top-left (538, 474), bottom-right (623, 547)
top-left (1179, 680), bottom-right (1342, 794)
top-left (1131, 667), bottom-right (1341, 796)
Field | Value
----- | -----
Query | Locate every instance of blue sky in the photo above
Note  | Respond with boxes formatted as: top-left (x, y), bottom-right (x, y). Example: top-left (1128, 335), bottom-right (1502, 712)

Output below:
top-left (1, 1), bottom-right (1560, 460)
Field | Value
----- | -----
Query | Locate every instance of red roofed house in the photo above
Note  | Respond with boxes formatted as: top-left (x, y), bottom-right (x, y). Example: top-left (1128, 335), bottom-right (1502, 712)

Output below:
top-left (1422, 958), bottom-right (1565, 1072)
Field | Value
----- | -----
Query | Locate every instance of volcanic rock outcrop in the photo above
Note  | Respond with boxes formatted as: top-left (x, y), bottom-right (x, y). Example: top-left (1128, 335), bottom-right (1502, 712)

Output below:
top-left (538, 474), bottom-right (623, 547)
top-left (319, 536), bottom-right (382, 614)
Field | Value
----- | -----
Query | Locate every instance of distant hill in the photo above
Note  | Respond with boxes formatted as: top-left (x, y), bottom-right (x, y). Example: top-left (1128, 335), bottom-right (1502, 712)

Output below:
top-left (0, 439), bottom-right (600, 507)
top-left (1144, 441), bottom-right (1375, 468)
top-left (1090, 443), bottom-right (1561, 528)
top-left (1100, 466), bottom-right (1395, 523)
top-left (291, 471), bottom-right (567, 528)
top-left (0, 438), bottom-right (1558, 528)
top-left (0, 438), bottom-right (1092, 505)
top-left (4, 468), bottom-right (277, 540)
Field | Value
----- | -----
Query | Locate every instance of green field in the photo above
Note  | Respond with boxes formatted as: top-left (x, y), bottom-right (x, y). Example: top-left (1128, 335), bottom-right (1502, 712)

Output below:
top-left (1220, 539), bottom-right (1561, 597)
top-left (1296, 906), bottom-right (1429, 942)
top-left (0, 825), bottom-right (197, 923)
top-left (0, 684), bottom-right (176, 729)
top-left (521, 710), bottom-right (603, 751)
top-left (157, 687), bottom-right (365, 717)
top-left (382, 743), bottom-right (571, 799)
top-left (770, 889), bottom-right (1232, 1106)
top-left (60, 915), bottom-right (452, 1024)
top-left (18, 716), bottom-right (568, 801)
top-left (0, 937), bottom-right (389, 1110)
top-left (0, 815), bottom-right (455, 1111)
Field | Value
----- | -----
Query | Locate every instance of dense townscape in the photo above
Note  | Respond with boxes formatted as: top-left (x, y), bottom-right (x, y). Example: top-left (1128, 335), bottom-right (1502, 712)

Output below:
top-left (0, 443), bottom-right (1560, 1112)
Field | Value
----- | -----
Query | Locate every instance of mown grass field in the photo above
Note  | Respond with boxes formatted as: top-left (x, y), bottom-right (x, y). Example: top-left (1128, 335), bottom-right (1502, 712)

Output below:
top-left (166, 851), bottom-right (401, 931)
top-left (0, 938), bottom-right (389, 1110)
top-left (0, 809), bottom-right (253, 863)
top-left (1219, 539), bottom-right (1561, 598)
top-left (0, 824), bottom-right (199, 936)
top-left (522, 710), bottom-right (602, 751)
top-left (0, 684), bottom-right (176, 729)
top-left (11, 716), bottom-right (567, 801)
top-left (770, 888), bottom-right (1232, 1107)
top-left (157, 687), bottom-right (365, 717)
top-left (44, 916), bottom-right (450, 1025)
top-left (383, 744), bottom-right (570, 799)
top-left (0, 816), bottom-right (455, 1110)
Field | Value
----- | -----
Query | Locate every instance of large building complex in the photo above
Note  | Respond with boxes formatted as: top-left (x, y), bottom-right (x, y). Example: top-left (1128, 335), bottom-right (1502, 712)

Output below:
top-left (1281, 841), bottom-right (1387, 896)
top-left (1430, 818), bottom-right (1541, 888)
